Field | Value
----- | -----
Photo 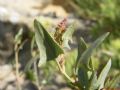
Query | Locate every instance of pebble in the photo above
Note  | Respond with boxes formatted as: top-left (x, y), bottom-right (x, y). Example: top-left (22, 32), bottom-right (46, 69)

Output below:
top-left (0, 65), bottom-right (16, 90)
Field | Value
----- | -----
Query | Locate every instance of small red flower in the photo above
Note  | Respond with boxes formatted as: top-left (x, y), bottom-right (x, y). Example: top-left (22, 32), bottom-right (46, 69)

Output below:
top-left (57, 18), bottom-right (67, 31)
top-left (54, 18), bottom-right (68, 45)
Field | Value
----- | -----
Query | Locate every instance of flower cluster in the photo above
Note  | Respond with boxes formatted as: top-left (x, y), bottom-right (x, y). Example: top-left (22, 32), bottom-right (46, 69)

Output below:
top-left (54, 18), bottom-right (67, 45)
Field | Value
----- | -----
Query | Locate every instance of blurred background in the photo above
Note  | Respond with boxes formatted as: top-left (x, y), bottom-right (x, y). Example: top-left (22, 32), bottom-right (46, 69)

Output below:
top-left (0, 0), bottom-right (120, 90)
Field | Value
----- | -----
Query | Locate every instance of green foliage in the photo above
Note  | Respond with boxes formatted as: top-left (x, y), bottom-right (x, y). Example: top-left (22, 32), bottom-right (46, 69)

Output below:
top-left (34, 19), bottom-right (64, 66)
top-left (77, 32), bottom-right (109, 70)
top-left (88, 72), bottom-right (98, 90)
top-left (96, 59), bottom-right (111, 89)
top-left (74, 33), bottom-right (111, 90)
top-left (75, 38), bottom-right (87, 74)
top-left (34, 18), bottom-right (112, 90)
top-left (14, 28), bottom-right (23, 45)
top-left (65, 50), bottom-right (77, 76)
top-left (94, 39), bottom-right (120, 70)
top-left (68, 1), bottom-right (120, 88)
top-left (105, 71), bottom-right (120, 88)
top-left (62, 23), bottom-right (75, 49)
top-left (73, 0), bottom-right (120, 19)
top-left (78, 67), bottom-right (89, 90)
top-left (25, 70), bottom-right (36, 81)
top-left (72, 0), bottom-right (120, 37)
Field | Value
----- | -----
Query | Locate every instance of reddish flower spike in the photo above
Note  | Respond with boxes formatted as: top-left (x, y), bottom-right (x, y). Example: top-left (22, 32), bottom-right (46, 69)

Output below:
top-left (57, 18), bottom-right (67, 31)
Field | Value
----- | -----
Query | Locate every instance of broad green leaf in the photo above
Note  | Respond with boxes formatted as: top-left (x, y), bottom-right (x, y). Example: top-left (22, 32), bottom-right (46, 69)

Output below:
top-left (97, 59), bottom-right (111, 89)
top-left (34, 19), bottom-right (64, 67)
top-left (65, 49), bottom-right (77, 76)
top-left (78, 32), bottom-right (109, 69)
top-left (78, 67), bottom-right (89, 90)
top-left (62, 23), bottom-right (75, 49)
top-left (75, 37), bottom-right (87, 74)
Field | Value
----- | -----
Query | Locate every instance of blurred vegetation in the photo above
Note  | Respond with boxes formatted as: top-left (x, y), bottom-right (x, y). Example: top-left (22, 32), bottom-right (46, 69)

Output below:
top-left (21, 1), bottom-right (120, 89)
top-left (33, 17), bottom-right (115, 90)
top-left (70, 0), bottom-right (120, 36)
top-left (69, 0), bottom-right (120, 69)
top-left (65, 0), bottom-right (120, 88)
top-left (1, 0), bottom-right (120, 90)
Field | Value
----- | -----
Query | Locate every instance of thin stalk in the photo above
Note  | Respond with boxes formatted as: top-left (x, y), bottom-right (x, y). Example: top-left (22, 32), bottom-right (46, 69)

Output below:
top-left (56, 55), bottom-right (75, 83)
top-left (15, 44), bottom-right (22, 90)
top-left (14, 40), bottom-right (27, 90)
top-left (34, 61), bottom-right (41, 90)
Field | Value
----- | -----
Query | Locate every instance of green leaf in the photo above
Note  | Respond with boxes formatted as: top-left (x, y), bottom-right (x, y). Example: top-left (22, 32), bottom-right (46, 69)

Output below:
top-left (25, 70), bottom-right (36, 81)
top-left (62, 23), bottom-right (75, 49)
top-left (15, 28), bottom-right (23, 44)
top-left (34, 19), bottom-right (64, 67)
top-left (65, 50), bottom-right (77, 76)
top-left (78, 32), bottom-right (109, 69)
top-left (75, 37), bottom-right (87, 74)
top-left (78, 67), bottom-right (89, 90)
top-left (31, 36), bottom-right (36, 56)
top-left (88, 71), bottom-right (98, 90)
top-left (97, 59), bottom-right (111, 89)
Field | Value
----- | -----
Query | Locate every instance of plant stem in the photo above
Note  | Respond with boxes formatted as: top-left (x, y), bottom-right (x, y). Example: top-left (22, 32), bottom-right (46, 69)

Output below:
top-left (15, 44), bottom-right (22, 90)
top-left (34, 61), bottom-right (41, 90)
top-left (14, 40), bottom-right (27, 90)
top-left (56, 55), bottom-right (75, 83)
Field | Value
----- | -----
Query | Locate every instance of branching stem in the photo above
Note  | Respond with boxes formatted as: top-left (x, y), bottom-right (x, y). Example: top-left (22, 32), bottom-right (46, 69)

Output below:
top-left (14, 40), bottom-right (27, 90)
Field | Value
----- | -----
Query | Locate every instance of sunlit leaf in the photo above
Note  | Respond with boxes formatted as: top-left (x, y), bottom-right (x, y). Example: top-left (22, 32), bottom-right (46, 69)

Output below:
top-left (62, 23), bottom-right (75, 49)
top-left (88, 71), bottom-right (98, 90)
top-left (78, 32), bottom-right (109, 69)
top-left (34, 19), bottom-right (64, 67)
top-left (97, 59), bottom-right (111, 89)
top-left (75, 37), bottom-right (87, 74)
